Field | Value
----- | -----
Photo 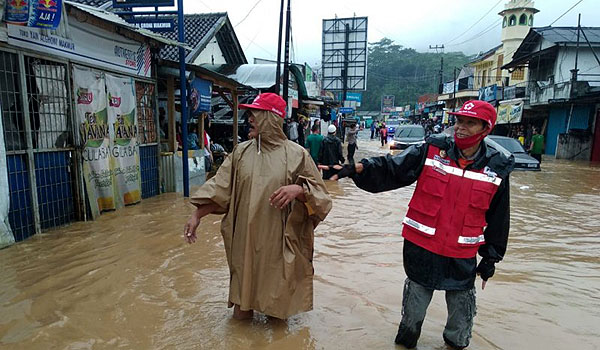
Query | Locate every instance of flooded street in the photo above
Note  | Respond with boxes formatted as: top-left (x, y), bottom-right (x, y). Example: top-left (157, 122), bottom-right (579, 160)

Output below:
top-left (1, 136), bottom-right (600, 350)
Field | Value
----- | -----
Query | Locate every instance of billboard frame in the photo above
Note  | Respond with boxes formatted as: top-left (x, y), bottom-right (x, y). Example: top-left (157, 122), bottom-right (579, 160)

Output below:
top-left (321, 16), bottom-right (368, 93)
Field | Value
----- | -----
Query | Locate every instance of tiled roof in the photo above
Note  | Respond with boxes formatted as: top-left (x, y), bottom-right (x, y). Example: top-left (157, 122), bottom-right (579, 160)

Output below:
top-left (159, 13), bottom-right (227, 61)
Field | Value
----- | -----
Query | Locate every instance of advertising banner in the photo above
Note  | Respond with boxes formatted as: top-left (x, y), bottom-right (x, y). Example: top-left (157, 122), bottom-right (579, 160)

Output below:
top-left (106, 74), bottom-right (141, 208)
top-left (5, 0), bottom-right (62, 29)
top-left (190, 78), bottom-right (212, 116)
top-left (478, 84), bottom-right (497, 102)
top-left (73, 65), bottom-right (114, 218)
top-left (381, 95), bottom-right (394, 113)
top-left (497, 100), bottom-right (524, 124)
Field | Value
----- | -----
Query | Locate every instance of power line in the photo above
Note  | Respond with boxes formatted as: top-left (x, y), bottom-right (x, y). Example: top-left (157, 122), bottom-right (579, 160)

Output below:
top-left (234, 0), bottom-right (263, 28)
top-left (447, 19), bottom-right (502, 47)
top-left (445, 0), bottom-right (504, 45)
top-left (549, 0), bottom-right (584, 26)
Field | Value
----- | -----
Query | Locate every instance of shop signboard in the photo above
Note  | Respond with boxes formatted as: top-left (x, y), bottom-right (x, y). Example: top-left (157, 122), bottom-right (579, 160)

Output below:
top-left (345, 92), bottom-right (362, 103)
top-left (190, 78), bottom-right (212, 115)
top-left (497, 100), bottom-right (524, 124)
top-left (126, 17), bottom-right (175, 32)
top-left (5, 0), bottom-right (62, 29)
top-left (339, 107), bottom-right (354, 114)
top-left (7, 22), bottom-right (152, 78)
top-left (305, 63), bottom-right (313, 82)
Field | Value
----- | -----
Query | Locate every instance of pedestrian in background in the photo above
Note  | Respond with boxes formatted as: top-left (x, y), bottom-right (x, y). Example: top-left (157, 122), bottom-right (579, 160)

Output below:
top-left (380, 122), bottom-right (388, 147)
top-left (370, 121), bottom-right (376, 139)
top-left (184, 93), bottom-right (332, 320)
top-left (305, 123), bottom-right (324, 164)
top-left (529, 127), bottom-right (544, 163)
top-left (318, 124), bottom-right (344, 179)
top-left (288, 118), bottom-right (299, 143)
top-left (322, 100), bottom-right (515, 350)
top-left (346, 123), bottom-right (358, 165)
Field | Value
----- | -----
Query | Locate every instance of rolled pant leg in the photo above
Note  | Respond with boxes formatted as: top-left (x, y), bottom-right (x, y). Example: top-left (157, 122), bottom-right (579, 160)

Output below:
top-left (443, 287), bottom-right (477, 349)
top-left (395, 278), bottom-right (434, 348)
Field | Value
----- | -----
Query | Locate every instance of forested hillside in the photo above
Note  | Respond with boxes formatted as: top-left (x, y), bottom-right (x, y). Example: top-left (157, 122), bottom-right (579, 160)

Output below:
top-left (361, 38), bottom-right (472, 111)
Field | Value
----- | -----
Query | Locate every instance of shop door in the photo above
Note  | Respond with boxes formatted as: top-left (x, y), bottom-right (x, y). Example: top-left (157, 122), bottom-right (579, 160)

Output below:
top-left (592, 109), bottom-right (600, 162)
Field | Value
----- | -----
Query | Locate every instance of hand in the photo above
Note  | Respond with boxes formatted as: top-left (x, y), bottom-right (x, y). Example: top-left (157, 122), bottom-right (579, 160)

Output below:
top-left (317, 164), bottom-right (356, 181)
top-left (183, 211), bottom-right (201, 244)
top-left (475, 259), bottom-right (496, 290)
top-left (269, 184), bottom-right (303, 209)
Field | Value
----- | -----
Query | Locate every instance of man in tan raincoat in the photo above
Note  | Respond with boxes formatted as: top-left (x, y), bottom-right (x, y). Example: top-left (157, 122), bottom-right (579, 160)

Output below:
top-left (184, 93), bottom-right (332, 320)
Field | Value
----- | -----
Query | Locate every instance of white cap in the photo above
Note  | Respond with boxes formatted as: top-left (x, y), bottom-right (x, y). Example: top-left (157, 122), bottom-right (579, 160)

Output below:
top-left (328, 125), bottom-right (336, 133)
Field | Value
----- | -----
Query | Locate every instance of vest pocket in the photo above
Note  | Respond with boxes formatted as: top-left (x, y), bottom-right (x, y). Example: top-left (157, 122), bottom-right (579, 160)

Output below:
top-left (458, 213), bottom-right (486, 247)
top-left (470, 181), bottom-right (495, 210)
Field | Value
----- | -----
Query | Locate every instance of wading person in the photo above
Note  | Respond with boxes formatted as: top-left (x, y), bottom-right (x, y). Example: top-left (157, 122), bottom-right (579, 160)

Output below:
top-left (321, 100), bottom-right (514, 349)
top-left (183, 93), bottom-right (332, 320)
top-left (529, 127), bottom-right (544, 164)
top-left (318, 124), bottom-right (344, 179)
top-left (305, 123), bottom-right (324, 165)
top-left (346, 123), bottom-right (358, 165)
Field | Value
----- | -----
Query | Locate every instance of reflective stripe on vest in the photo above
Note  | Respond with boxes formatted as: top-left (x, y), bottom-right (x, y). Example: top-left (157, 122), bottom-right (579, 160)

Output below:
top-left (402, 217), bottom-right (436, 236)
top-left (458, 234), bottom-right (485, 244)
top-left (464, 170), bottom-right (502, 186)
top-left (424, 158), bottom-right (502, 186)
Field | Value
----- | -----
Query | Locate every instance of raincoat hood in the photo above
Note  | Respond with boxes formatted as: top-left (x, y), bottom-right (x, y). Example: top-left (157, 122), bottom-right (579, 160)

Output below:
top-left (252, 110), bottom-right (287, 152)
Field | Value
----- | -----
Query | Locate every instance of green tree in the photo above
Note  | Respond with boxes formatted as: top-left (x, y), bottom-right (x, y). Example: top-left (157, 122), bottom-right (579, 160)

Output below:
top-left (361, 38), bottom-right (472, 111)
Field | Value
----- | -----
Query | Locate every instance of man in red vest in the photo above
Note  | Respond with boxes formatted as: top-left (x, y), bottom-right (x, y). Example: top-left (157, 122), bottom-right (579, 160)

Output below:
top-left (322, 100), bottom-right (514, 349)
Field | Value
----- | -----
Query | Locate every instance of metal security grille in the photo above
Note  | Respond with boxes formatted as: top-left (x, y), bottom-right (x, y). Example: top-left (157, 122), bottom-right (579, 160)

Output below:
top-left (140, 145), bottom-right (159, 198)
top-left (1, 51), bottom-right (77, 241)
top-left (135, 81), bottom-right (159, 198)
top-left (136, 81), bottom-right (157, 145)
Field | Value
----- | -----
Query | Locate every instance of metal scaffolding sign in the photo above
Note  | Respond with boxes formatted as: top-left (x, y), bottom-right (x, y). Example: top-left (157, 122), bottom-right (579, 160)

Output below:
top-left (321, 16), bottom-right (368, 93)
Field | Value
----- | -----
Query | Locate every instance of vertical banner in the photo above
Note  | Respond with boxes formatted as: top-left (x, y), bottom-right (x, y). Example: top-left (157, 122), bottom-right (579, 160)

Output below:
top-left (4, 0), bottom-right (62, 28)
top-left (5, 0), bottom-right (30, 25)
top-left (189, 78), bottom-right (212, 116)
top-left (106, 74), bottom-right (141, 208)
top-left (73, 65), bottom-right (114, 218)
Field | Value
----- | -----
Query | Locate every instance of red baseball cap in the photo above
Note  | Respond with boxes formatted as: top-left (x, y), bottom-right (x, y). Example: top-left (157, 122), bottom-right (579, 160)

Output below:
top-left (448, 100), bottom-right (497, 129)
top-left (239, 93), bottom-right (287, 119)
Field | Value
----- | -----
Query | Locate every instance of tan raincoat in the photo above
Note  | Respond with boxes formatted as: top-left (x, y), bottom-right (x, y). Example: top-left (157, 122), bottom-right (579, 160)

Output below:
top-left (191, 110), bottom-right (332, 319)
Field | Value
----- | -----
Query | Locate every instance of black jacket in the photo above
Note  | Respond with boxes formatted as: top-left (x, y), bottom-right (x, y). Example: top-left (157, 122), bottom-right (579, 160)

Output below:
top-left (352, 134), bottom-right (514, 290)
top-left (318, 134), bottom-right (345, 165)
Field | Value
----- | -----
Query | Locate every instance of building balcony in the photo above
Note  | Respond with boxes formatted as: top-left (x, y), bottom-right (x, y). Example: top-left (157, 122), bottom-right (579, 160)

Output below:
top-left (528, 80), bottom-right (572, 105)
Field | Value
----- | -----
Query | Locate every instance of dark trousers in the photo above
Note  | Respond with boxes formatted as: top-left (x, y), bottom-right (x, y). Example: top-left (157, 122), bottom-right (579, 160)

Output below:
top-left (347, 143), bottom-right (357, 165)
top-left (531, 153), bottom-right (542, 163)
top-left (395, 278), bottom-right (476, 349)
top-left (381, 134), bottom-right (387, 146)
top-left (370, 129), bottom-right (375, 139)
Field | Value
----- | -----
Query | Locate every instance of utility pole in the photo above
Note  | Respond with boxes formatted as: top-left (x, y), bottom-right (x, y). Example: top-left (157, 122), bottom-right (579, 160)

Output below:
top-left (453, 67), bottom-right (458, 111)
top-left (429, 45), bottom-right (444, 93)
top-left (282, 0), bottom-right (291, 110)
top-left (177, 0), bottom-right (189, 197)
top-left (572, 13), bottom-right (581, 82)
top-left (275, 0), bottom-right (285, 94)
top-left (342, 23), bottom-right (350, 109)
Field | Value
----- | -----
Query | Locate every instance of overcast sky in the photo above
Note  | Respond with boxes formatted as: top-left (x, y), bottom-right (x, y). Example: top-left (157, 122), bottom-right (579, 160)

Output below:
top-left (180, 0), bottom-right (600, 66)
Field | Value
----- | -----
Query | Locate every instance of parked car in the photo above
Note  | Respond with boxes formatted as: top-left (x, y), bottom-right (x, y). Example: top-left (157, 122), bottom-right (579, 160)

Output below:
top-left (485, 135), bottom-right (540, 171)
top-left (389, 124), bottom-right (425, 150)
top-left (386, 119), bottom-right (400, 135)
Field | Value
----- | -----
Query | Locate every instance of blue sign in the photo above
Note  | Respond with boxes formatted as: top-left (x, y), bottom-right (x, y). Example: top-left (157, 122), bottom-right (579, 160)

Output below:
top-left (331, 108), bottom-right (337, 121)
top-left (339, 107), bottom-right (354, 114)
top-left (345, 92), bottom-right (362, 103)
top-left (5, 0), bottom-right (30, 25)
top-left (190, 78), bottom-right (212, 115)
top-left (29, 0), bottom-right (62, 29)
top-left (126, 17), bottom-right (175, 32)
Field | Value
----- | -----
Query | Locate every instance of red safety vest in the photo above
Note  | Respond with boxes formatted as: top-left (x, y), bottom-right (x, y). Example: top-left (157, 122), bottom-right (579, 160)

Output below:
top-left (402, 145), bottom-right (501, 259)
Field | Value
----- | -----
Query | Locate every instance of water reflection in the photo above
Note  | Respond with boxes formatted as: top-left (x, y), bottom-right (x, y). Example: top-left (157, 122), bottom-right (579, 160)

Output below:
top-left (0, 137), bottom-right (599, 349)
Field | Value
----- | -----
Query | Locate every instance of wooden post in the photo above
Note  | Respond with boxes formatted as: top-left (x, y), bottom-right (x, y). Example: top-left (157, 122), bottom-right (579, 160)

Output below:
top-left (199, 112), bottom-right (205, 150)
top-left (167, 76), bottom-right (176, 152)
top-left (233, 90), bottom-right (239, 147)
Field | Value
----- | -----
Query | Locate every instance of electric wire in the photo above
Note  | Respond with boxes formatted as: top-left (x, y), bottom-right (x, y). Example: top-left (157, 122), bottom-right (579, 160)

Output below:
top-left (445, 0), bottom-right (504, 45)
top-left (549, 0), bottom-right (584, 26)
top-left (234, 0), bottom-right (264, 28)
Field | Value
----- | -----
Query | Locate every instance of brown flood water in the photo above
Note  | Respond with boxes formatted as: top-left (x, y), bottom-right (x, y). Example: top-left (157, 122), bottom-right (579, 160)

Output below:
top-left (1, 136), bottom-right (600, 350)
